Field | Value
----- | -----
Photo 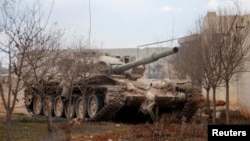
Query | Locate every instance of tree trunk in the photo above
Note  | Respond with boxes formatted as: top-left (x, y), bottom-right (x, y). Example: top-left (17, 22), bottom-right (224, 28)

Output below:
top-left (6, 110), bottom-right (11, 141)
top-left (206, 88), bottom-right (210, 114)
top-left (46, 97), bottom-right (54, 140)
top-left (225, 81), bottom-right (230, 124)
top-left (212, 87), bottom-right (216, 124)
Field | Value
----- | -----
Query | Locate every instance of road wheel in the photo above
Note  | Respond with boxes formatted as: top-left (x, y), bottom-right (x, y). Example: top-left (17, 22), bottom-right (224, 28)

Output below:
top-left (33, 95), bottom-right (43, 115)
top-left (87, 94), bottom-right (103, 118)
top-left (64, 100), bottom-right (76, 118)
top-left (75, 97), bottom-right (86, 119)
top-left (54, 96), bottom-right (64, 117)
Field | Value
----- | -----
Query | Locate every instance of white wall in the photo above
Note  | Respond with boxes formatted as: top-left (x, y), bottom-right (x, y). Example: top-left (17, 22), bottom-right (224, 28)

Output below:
top-left (203, 77), bottom-right (239, 109)
top-left (238, 64), bottom-right (250, 118)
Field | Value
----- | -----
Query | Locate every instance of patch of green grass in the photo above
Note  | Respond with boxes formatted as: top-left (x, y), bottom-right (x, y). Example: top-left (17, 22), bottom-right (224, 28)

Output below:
top-left (0, 120), bottom-right (48, 141)
top-left (16, 113), bottom-right (30, 121)
top-left (0, 123), bottom-right (5, 140)
top-left (16, 113), bottom-right (47, 122)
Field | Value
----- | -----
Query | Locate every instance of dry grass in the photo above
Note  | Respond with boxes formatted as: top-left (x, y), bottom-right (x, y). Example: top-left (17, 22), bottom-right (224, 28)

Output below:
top-left (126, 112), bottom-right (207, 141)
top-left (0, 109), bottom-right (249, 141)
top-left (128, 109), bottom-right (249, 141)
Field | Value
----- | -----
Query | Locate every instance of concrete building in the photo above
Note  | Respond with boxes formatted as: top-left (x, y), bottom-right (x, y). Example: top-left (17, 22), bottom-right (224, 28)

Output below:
top-left (179, 12), bottom-right (250, 117)
top-left (205, 12), bottom-right (250, 117)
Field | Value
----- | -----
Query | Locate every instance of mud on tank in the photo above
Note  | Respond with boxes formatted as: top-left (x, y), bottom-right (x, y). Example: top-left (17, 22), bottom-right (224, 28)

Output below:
top-left (24, 47), bottom-right (204, 122)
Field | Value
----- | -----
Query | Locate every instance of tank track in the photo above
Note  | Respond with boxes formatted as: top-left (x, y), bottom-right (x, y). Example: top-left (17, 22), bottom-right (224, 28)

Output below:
top-left (87, 90), bottom-right (126, 122)
top-left (23, 86), bottom-right (35, 113)
top-left (177, 92), bottom-right (200, 122)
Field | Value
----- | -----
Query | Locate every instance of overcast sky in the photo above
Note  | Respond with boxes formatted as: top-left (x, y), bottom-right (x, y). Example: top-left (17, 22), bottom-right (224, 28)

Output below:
top-left (45, 0), bottom-right (250, 49)
top-left (1, 0), bottom-right (250, 67)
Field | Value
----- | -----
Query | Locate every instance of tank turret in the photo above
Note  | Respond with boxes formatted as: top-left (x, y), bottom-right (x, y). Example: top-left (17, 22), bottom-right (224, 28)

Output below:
top-left (95, 47), bottom-right (178, 78)
top-left (112, 47), bottom-right (178, 74)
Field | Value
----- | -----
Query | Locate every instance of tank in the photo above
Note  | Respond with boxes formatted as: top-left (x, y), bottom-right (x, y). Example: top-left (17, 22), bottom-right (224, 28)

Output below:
top-left (23, 47), bottom-right (204, 122)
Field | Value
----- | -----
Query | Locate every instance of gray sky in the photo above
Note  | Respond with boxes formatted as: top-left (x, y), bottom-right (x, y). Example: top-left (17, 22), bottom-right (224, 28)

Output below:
top-left (1, 0), bottom-right (250, 50)
top-left (1, 0), bottom-right (250, 67)
top-left (46, 0), bottom-right (250, 49)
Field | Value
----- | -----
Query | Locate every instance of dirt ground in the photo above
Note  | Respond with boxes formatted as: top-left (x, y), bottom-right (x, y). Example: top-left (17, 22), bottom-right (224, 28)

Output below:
top-left (0, 114), bottom-right (208, 141)
top-left (0, 83), bottom-right (30, 117)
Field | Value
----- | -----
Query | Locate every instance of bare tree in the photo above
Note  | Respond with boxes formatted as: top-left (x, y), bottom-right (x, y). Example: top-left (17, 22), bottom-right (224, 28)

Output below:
top-left (0, 0), bottom-right (60, 140)
top-left (23, 26), bottom-right (63, 140)
top-left (201, 34), bottom-right (224, 123)
top-left (172, 33), bottom-right (222, 123)
top-left (194, 14), bottom-right (225, 123)
top-left (173, 30), bottom-right (222, 124)
top-left (173, 7), bottom-right (250, 124)
top-left (62, 36), bottom-right (90, 124)
top-left (173, 33), bottom-right (203, 87)
top-left (36, 35), bottom-right (100, 140)
top-left (201, 6), bottom-right (250, 124)
top-left (215, 8), bottom-right (250, 124)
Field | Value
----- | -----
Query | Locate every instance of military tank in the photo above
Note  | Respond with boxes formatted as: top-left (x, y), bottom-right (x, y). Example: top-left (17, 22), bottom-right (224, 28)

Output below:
top-left (24, 47), bottom-right (203, 122)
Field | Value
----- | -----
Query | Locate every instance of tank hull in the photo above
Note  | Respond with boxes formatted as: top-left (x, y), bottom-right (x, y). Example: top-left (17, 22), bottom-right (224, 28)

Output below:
top-left (24, 75), bottom-right (203, 122)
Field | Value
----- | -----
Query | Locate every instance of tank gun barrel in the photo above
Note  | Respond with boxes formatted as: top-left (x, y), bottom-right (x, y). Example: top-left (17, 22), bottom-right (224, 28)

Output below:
top-left (113, 47), bottom-right (178, 74)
